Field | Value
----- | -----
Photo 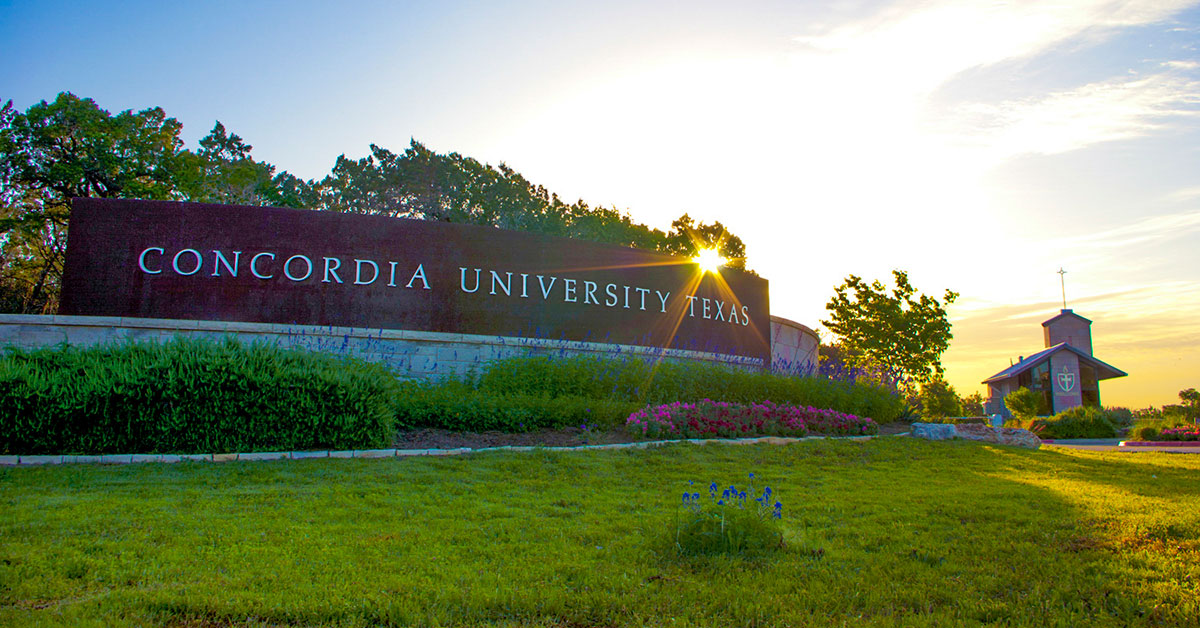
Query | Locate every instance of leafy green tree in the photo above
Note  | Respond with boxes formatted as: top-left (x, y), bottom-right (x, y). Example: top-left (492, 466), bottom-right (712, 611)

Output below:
top-left (821, 270), bottom-right (958, 392)
top-left (317, 139), bottom-right (685, 253)
top-left (0, 94), bottom-right (316, 313)
top-left (0, 93), bottom-right (188, 312)
top-left (178, 121), bottom-right (318, 208)
top-left (917, 376), bottom-right (962, 418)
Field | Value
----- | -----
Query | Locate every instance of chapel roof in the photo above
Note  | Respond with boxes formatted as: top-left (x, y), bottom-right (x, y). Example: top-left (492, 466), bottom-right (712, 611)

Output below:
top-left (981, 342), bottom-right (1127, 385)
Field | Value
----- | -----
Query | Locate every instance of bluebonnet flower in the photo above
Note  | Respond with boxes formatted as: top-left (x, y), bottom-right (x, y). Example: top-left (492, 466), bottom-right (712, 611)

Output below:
top-left (683, 493), bottom-right (691, 504)
top-left (692, 493), bottom-right (700, 501)
top-left (709, 482), bottom-right (717, 496)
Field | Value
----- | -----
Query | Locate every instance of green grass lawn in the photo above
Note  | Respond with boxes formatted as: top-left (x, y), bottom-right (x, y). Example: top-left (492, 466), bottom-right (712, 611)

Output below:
top-left (2, 438), bottom-right (1198, 627)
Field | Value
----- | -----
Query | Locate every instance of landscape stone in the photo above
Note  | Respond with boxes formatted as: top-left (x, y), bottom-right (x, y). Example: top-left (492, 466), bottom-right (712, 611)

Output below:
top-left (353, 449), bottom-right (397, 458)
top-left (290, 451), bottom-right (329, 459)
top-left (20, 455), bottom-right (64, 465)
top-left (955, 424), bottom-right (1042, 449)
top-left (911, 423), bottom-right (958, 441)
top-left (238, 451), bottom-right (287, 462)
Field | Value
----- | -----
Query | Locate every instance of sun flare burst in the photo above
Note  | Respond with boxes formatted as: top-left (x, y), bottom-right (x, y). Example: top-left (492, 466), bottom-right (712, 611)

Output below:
top-left (693, 248), bottom-right (726, 274)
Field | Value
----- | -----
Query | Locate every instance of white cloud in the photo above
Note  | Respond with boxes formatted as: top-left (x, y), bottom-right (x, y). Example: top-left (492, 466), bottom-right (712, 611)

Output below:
top-left (942, 73), bottom-right (1200, 160)
top-left (1051, 209), bottom-right (1200, 249)
top-left (793, 0), bottom-right (1197, 94)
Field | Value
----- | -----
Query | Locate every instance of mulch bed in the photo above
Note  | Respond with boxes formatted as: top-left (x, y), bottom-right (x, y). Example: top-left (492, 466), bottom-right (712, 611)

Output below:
top-left (393, 421), bottom-right (913, 450)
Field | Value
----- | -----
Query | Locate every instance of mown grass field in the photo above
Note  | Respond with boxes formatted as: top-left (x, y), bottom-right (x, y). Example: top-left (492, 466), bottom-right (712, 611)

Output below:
top-left (2, 437), bottom-right (1198, 627)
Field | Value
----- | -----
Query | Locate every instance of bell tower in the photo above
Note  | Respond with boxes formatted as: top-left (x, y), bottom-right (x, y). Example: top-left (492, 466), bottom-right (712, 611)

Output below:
top-left (1042, 309), bottom-right (1093, 356)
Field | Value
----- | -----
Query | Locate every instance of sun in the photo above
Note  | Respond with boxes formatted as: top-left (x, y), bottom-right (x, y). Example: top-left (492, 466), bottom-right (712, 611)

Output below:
top-left (693, 248), bottom-right (726, 274)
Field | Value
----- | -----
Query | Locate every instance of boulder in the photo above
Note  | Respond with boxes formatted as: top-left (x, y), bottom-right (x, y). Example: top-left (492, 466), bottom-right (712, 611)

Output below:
top-left (955, 424), bottom-right (1041, 450)
top-left (911, 423), bottom-right (958, 441)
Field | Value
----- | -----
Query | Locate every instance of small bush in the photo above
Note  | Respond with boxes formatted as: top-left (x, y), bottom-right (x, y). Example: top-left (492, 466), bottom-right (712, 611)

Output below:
top-left (1104, 406), bottom-right (1135, 429)
top-left (676, 474), bottom-right (783, 558)
top-left (1129, 425), bottom-right (1160, 441)
top-left (626, 400), bottom-right (877, 440)
top-left (1032, 406), bottom-right (1119, 439)
top-left (1158, 426), bottom-right (1200, 442)
top-left (1005, 387), bottom-right (1048, 419)
top-left (0, 338), bottom-right (398, 455)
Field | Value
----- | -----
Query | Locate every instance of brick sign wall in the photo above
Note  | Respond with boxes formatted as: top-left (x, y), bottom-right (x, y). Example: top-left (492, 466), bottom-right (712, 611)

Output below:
top-left (60, 199), bottom-right (771, 363)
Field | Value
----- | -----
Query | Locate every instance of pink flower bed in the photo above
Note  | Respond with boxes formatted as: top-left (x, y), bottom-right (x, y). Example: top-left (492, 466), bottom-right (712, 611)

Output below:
top-left (1159, 426), bottom-right (1200, 442)
top-left (625, 399), bottom-right (878, 440)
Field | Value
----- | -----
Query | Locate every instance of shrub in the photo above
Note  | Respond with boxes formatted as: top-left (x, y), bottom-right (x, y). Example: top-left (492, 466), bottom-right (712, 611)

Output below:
top-left (475, 355), bottom-right (905, 423)
top-left (626, 400), bottom-right (877, 440)
top-left (916, 377), bottom-right (962, 419)
top-left (1158, 426), bottom-right (1200, 442)
top-left (1129, 425), bottom-right (1160, 441)
top-left (1104, 406), bottom-right (1135, 429)
top-left (1031, 406), bottom-right (1119, 439)
top-left (0, 338), bottom-right (398, 455)
top-left (392, 379), bottom-right (639, 432)
top-left (1004, 387), bottom-right (1047, 419)
top-left (676, 474), bottom-right (783, 558)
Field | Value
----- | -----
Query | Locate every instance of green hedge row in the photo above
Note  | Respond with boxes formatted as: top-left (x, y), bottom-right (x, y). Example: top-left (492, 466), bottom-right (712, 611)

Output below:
top-left (471, 355), bottom-right (905, 424)
top-left (1, 340), bottom-right (904, 453)
top-left (392, 380), bottom-right (640, 432)
top-left (393, 354), bottom-right (905, 432)
top-left (0, 338), bottom-right (398, 455)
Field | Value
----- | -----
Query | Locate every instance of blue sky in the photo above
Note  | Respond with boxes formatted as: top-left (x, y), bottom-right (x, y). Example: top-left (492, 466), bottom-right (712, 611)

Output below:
top-left (4, 0), bottom-right (1199, 406)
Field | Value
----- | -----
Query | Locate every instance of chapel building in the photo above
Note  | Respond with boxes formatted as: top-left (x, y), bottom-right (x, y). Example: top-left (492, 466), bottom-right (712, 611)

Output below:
top-left (982, 309), bottom-right (1126, 417)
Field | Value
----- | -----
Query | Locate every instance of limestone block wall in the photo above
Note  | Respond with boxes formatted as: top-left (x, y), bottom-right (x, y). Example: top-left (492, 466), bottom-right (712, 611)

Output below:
top-left (768, 315), bottom-right (819, 376)
top-left (0, 314), bottom-right (765, 378)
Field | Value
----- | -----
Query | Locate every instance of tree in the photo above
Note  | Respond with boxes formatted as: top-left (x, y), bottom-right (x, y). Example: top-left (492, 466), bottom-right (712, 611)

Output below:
top-left (0, 93), bottom-right (317, 314)
top-left (1180, 388), bottom-right (1199, 420)
top-left (959, 391), bottom-right (985, 416)
top-left (821, 270), bottom-right (958, 392)
top-left (661, 213), bottom-right (748, 271)
top-left (178, 121), bottom-right (318, 208)
top-left (0, 93), bottom-right (189, 312)
top-left (917, 376), bottom-right (962, 418)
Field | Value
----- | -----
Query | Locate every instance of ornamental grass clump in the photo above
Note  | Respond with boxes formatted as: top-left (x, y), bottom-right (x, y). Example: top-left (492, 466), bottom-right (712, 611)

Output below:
top-left (626, 399), bottom-right (877, 440)
top-left (676, 473), bottom-right (783, 558)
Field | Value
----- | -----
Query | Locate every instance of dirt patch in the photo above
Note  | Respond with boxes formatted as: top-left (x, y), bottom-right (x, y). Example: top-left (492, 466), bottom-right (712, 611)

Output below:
top-left (393, 422), bottom-right (913, 449)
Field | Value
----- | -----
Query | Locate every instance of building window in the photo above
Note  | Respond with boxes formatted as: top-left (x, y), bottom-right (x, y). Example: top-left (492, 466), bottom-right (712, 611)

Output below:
top-left (1016, 360), bottom-right (1053, 415)
top-left (1080, 364), bottom-right (1099, 407)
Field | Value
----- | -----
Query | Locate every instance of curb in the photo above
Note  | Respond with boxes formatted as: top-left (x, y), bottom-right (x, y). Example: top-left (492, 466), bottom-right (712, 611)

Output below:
top-left (1119, 441), bottom-right (1200, 447)
top-left (0, 434), bottom-right (880, 467)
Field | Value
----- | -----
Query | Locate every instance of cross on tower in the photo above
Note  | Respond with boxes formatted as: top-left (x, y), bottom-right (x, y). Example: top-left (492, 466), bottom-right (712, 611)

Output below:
top-left (1057, 268), bottom-right (1068, 309)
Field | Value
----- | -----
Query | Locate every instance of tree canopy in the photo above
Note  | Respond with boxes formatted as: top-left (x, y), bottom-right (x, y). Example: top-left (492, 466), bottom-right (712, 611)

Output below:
top-left (821, 270), bottom-right (958, 392)
top-left (1, 92), bottom-right (752, 313)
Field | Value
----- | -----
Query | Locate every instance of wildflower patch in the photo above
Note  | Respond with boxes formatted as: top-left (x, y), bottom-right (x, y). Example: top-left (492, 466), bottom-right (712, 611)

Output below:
top-left (676, 473), bottom-right (784, 558)
top-left (626, 399), bottom-right (877, 440)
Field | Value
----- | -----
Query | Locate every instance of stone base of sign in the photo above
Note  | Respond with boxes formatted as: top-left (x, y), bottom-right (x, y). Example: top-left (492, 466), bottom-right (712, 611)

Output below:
top-left (0, 314), bottom-right (766, 379)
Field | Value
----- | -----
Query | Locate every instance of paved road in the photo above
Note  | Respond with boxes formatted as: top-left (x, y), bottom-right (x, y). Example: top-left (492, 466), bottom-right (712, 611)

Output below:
top-left (1043, 439), bottom-right (1200, 453)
